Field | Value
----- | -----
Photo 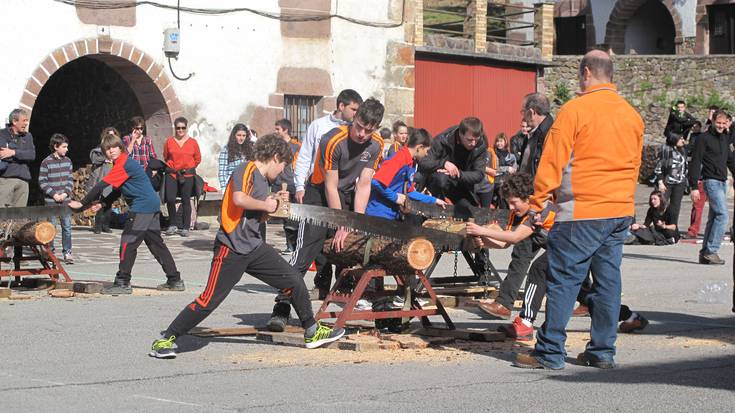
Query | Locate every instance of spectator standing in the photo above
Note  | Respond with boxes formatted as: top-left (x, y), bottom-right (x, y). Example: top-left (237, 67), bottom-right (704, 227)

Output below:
top-left (163, 117), bottom-right (202, 237)
top-left (688, 110), bottom-right (732, 265)
top-left (514, 50), bottom-right (644, 370)
top-left (122, 116), bottom-right (157, 169)
top-left (293, 89), bottom-right (362, 204)
top-left (664, 100), bottom-right (697, 139)
top-left (87, 128), bottom-right (118, 234)
top-left (38, 133), bottom-right (74, 263)
top-left (274, 118), bottom-right (301, 253)
top-left (703, 105), bottom-right (719, 131)
top-left (385, 120), bottom-right (409, 160)
top-left (686, 121), bottom-right (707, 238)
top-left (510, 120), bottom-right (531, 165)
top-left (654, 132), bottom-right (688, 231)
top-left (491, 132), bottom-right (518, 209)
top-left (0, 109), bottom-right (35, 207)
top-left (217, 124), bottom-right (253, 190)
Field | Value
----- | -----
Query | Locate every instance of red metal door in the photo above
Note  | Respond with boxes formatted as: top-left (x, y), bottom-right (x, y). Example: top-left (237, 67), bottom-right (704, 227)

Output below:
top-left (415, 56), bottom-right (537, 146)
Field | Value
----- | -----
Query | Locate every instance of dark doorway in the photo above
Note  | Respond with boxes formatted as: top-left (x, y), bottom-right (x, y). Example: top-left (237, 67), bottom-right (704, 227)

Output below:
top-left (28, 56), bottom-right (143, 204)
top-left (624, 0), bottom-right (675, 54)
top-left (708, 4), bottom-right (735, 54)
top-left (555, 16), bottom-right (587, 55)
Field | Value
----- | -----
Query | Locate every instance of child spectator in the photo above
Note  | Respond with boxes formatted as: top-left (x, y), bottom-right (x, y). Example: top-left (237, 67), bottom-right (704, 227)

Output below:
top-left (86, 128), bottom-right (118, 234)
top-left (491, 132), bottom-right (518, 208)
top-left (38, 133), bottom-right (74, 263)
top-left (385, 120), bottom-right (409, 160)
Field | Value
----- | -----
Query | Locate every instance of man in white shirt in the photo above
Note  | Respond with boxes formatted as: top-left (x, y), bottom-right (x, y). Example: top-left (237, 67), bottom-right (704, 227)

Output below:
top-left (293, 89), bottom-right (362, 203)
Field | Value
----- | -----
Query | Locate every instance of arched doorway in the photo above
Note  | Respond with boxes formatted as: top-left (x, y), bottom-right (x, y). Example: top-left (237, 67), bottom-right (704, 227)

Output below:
top-left (19, 38), bottom-right (181, 204)
top-left (605, 0), bottom-right (683, 54)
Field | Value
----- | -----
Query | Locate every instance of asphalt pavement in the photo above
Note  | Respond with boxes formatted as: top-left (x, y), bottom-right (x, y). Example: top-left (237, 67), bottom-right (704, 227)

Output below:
top-left (1, 184), bottom-right (733, 412)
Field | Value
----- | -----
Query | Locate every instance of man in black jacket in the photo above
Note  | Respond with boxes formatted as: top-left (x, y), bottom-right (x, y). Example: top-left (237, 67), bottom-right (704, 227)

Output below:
top-left (688, 110), bottom-right (732, 265)
top-left (0, 109), bottom-right (35, 207)
top-left (418, 117), bottom-right (488, 208)
top-left (519, 94), bottom-right (554, 179)
top-left (665, 100), bottom-right (698, 139)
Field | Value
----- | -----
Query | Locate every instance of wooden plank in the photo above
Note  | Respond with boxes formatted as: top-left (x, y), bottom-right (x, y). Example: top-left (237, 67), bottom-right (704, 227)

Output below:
top-left (381, 334), bottom-right (455, 349)
top-left (0, 288), bottom-right (10, 298)
top-left (191, 325), bottom-right (303, 337)
top-left (255, 331), bottom-right (308, 347)
top-left (427, 285), bottom-right (496, 296)
top-left (414, 327), bottom-right (505, 342)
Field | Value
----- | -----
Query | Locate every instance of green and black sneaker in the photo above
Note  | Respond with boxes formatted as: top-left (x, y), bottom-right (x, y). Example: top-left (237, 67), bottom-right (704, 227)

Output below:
top-left (304, 323), bottom-right (345, 349)
top-left (149, 335), bottom-right (177, 359)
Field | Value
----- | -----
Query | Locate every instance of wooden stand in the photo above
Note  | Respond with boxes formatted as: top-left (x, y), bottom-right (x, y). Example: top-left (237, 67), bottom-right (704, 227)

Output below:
top-left (0, 221), bottom-right (71, 285)
top-left (315, 268), bottom-right (455, 330)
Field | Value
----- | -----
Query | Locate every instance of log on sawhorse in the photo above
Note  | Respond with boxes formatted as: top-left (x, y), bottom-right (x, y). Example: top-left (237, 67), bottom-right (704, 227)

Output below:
top-left (315, 267), bottom-right (455, 331)
top-left (0, 242), bottom-right (72, 286)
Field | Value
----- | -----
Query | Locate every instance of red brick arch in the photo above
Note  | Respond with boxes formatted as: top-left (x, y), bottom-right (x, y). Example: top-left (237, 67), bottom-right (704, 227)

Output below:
top-left (18, 37), bottom-right (181, 142)
top-left (604, 0), bottom-right (684, 54)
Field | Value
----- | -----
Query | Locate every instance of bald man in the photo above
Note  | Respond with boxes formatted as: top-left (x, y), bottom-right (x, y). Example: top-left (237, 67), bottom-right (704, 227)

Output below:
top-left (514, 50), bottom-right (644, 370)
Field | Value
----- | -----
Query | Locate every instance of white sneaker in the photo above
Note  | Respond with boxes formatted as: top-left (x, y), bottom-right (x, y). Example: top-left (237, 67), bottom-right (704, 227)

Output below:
top-left (355, 299), bottom-right (372, 311)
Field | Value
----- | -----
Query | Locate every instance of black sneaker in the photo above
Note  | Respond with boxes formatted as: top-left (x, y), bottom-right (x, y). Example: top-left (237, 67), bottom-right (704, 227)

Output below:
top-left (149, 335), bottom-right (177, 359)
top-left (103, 282), bottom-right (132, 295)
top-left (266, 302), bottom-right (291, 332)
top-left (577, 352), bottom-right (616, 369)
top-left (93, 227), bottom-right (102, 234)
top-left (157, 279), bottom-right (185, 292)
top-left (102, 227), bottom-right (112, 233)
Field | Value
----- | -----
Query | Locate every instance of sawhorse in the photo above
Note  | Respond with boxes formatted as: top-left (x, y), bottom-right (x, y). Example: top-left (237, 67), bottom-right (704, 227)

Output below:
top-left (315, 268), bottom-right (455, 330)
top-left (0, 243), bottom-right (71, 287)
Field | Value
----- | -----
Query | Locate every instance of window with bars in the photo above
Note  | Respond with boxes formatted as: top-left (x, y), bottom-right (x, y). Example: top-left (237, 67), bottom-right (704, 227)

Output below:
top-left (284, 95), bottom-right (321, 141)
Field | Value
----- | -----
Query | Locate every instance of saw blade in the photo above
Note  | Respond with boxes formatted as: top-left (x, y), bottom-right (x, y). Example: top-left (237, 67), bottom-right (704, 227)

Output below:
top-left (287, 203), bottom-right (467, 251)
top-left (404, 199), bottom-right (509, 226)
top-left (0, 205), bottom-right (75, 221)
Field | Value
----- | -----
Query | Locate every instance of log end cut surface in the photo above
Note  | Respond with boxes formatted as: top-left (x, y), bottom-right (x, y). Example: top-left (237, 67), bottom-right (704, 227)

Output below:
top-left (406, 238), bottom-right (435, 270)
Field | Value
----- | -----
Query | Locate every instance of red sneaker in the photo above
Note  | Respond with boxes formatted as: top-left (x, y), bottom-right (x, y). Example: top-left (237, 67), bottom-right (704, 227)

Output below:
top-left (498, 316), bottom-right (534, 341)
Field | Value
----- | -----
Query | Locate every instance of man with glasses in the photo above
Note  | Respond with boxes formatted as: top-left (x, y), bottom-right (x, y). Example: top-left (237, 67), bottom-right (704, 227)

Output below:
top-left (267, 98), bottom-right (386, 331)
top-left (122, 116), bottom-right (157, 170)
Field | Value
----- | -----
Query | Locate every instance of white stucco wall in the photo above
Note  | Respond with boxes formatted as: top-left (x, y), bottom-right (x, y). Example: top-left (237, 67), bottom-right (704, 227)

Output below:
top-left (0, 0), bottom-right (404, 186)
top-left (675, 0), bottom-right (697, 38)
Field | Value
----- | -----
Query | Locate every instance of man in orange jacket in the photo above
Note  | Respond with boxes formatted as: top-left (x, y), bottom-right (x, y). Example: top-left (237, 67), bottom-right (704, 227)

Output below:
top-left (513, 50), bottom-right (644, 370)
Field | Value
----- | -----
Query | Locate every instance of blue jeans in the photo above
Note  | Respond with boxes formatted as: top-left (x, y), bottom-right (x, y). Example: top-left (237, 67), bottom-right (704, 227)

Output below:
top-left (702, 179), bottom-right (728, 255)
top-left (50, 215), bottom-right (72, 254)
top-left (533, 217), bottom-right (631, 369)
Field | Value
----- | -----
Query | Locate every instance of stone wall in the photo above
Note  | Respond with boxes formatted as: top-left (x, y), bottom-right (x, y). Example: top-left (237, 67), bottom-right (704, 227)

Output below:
top-left (542, 55), bottom-right (735, 144)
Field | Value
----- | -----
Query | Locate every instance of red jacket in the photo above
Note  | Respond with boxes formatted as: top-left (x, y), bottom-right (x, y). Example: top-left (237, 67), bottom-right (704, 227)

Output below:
top-left (163, 137), bottom-right (201, 177)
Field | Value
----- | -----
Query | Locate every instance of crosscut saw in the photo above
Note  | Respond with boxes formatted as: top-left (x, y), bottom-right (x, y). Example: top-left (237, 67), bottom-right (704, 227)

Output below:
top-left (404, 199), bottom-right (509, 227)
top-left (0, 204), bottom-right (77, 221)
top-left (271, 202), bottom-right (469, 251)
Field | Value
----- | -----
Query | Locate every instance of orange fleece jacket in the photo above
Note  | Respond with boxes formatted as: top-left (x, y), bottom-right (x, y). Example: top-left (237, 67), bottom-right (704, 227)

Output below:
top-left (530, 83), bottom-right (644, 221)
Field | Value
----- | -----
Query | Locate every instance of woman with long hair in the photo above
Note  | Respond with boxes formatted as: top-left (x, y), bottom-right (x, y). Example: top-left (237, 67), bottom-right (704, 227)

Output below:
top-left (491, 132), bottom-right (518, 208)
top-left (218, 123), bottom-right (253, 189)
top-left (629, 190), bottom-right (679, 245)
top-left (654, 132), bottom-right (688, 232)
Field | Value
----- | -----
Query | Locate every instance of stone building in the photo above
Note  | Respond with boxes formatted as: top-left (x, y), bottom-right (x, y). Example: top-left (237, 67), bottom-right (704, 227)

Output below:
top-left (0, 0), bottom-right (553, 190)
top-left (554, 0), bottom-right (735, 55)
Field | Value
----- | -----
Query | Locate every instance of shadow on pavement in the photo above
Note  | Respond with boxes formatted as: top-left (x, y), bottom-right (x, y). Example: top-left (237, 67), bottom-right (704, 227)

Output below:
top-left (549, 354), bottom-right (735, 391)
top-left (623, 252), bottom-right (699, 265)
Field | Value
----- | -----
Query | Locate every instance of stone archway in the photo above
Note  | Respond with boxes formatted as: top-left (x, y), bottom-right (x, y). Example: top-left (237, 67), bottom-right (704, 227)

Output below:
top-left (19, 37), bottom-right (181, 148)
top-left (605, 0), bottom-right (684, 54)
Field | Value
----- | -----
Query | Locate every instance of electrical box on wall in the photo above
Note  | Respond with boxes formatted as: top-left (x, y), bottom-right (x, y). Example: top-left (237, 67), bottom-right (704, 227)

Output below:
top-left (163, 28), bottom-right (180, 58)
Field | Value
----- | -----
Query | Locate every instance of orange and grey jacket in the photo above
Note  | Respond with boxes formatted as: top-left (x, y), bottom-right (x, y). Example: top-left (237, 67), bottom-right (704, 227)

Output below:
top-left (530, 83), bottom-right (644, 221)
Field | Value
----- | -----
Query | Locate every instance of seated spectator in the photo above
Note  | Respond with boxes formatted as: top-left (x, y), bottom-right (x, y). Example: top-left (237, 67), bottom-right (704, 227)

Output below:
top-left (628, 190), bottom-right (679, 245)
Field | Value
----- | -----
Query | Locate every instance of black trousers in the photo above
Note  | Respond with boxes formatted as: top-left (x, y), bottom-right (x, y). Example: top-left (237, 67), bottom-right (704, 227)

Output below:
top-left (288, 184), bottom-right (350, 293)
top-left (426, 172), bottom-right (477, 207)
top-left (495, 238), bottom-right (539, 309)
top-left (165, 175), bottom-right (194, 230)
top-left (578, 274), bottom-right (633, 322)
top-left (95, 206), bottom-right (113, 230)
top-left (117, 212), bottom-right (180, 284)
top-left (519, 251), bottom-right (548, 323)
top-left (165, 242), bottom-right (316, 337)
top-left (665, 182), bottom-right (686, 231)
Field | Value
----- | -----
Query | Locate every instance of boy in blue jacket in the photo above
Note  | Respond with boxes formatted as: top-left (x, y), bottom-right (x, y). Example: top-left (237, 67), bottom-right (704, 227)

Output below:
top-left (366, 128), bottom-right (447, 219)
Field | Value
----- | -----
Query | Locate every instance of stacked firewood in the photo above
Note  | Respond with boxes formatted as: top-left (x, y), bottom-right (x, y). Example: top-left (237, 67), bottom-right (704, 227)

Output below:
top-left (71, 165), bottom-right (127, 226)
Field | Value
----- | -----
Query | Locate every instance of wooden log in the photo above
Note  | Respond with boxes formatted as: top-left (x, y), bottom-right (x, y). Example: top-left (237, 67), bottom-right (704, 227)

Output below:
top-left (0, 221), bottom-right (57, 245)
top-left (323, 233), bottom-right (435, 272)
top-left (423, 219), bottom-right (506, 249)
